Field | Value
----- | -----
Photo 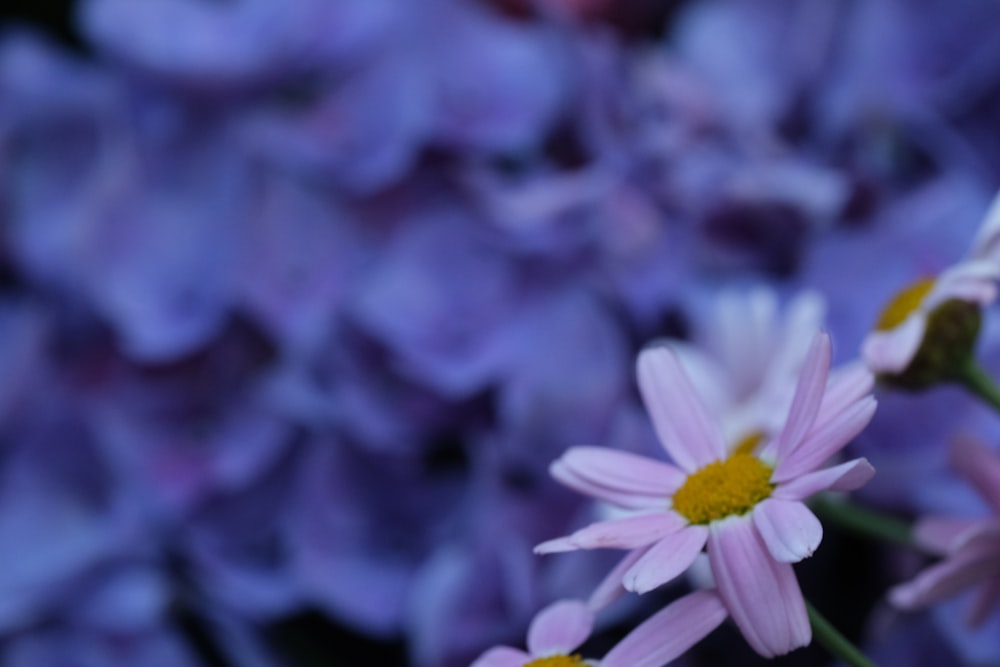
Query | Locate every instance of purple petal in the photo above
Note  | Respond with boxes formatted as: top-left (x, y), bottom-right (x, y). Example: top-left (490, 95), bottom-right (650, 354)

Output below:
top-left (636, 346), bottom-right (727, 471)
top-left (773, 458), bottom-right (875, 500)
top-left (551, 446), bottom-right (684, 507)
top-left (602, 590), bottom-right (728, 667)
top-left (772, 333), bottom-right (831, 463)
top-left (471, 646), bottom-right (531, 667)
top-left (773, 397), bottom-right (877, 482)
top-left (752, 499), bottom-right (823, 563)
top-left (913, 517), bottom-right (987, 555)
top-left (889, 544), bottom-right (1000, 610)
top-left (623, 525), bottom-right (708, 594)
top-left (950, 436), bottom-right (1000, 513)
top-left (527, 599), bottom-right (593, 656)
top-left (708, 517), bottom-right (811, 657)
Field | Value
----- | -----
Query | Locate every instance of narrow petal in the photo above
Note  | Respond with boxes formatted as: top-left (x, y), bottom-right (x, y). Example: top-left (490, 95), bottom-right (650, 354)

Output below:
top-left (966, 575), bottom-right (1000, 627)
top-left (602, 590), bottom-right (728, 667)
top-left (552, 461), bottom-right (666, 509)
top-left (753, 499), bottom-right (823, 563)
top-left (813, 362), bottom-right (873, 430)
top-left (772, 458), bottom-right (875, 500)
top-left (889, 544), bottom-right (1000, 610)
top-left (773, 397), bottom-right (877, 482)
top-left (471, 646), bottom-right (530, 667)
top-left (860, 316), bottom-right (926, 374)
top-left (708, 517), bottom-right (811, 658)
top-left (950, 435), bottom-right (1000, 513)
top-left (637, 346), bottom-right (727, 471)
top-left (969, 190), bottom-right (1000, 260)
top-left (527, 599), bottom-right (593, 656)
top-left (564, 513), bottom-right (687, 551)
top-left (534, 513), bottom-right (686, 555)
top-left (623, 525), bottom-right (708, 594)
top-left (773, 333), bottom-right (831, 463)
top-left (552, 446), bottom-right (685, 507)
top-left (588, 547), bottom-right (650, 611)
top-left (913, 517), bottom-right (988, 555)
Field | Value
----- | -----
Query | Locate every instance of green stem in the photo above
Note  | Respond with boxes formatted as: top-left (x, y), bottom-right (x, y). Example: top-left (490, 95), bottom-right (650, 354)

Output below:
top-left (810, 496), bottom-right (912, 548)
top-left (954, 357), bottom-right (1000, 414)
top-left (807, 600), bottom-right (878, 667)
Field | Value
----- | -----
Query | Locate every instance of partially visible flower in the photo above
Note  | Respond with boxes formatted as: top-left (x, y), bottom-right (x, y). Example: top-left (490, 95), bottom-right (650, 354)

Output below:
top-left (537, 333), bottom-right (877, 656)
top-left (671, 286), bottom-right (826, 450)
top-left (471, 593), bottom-right (727, 667)
top-left (862, 189), bottom-right (1000, 388)
top-left (889, 436), bottom-right (1000, 625)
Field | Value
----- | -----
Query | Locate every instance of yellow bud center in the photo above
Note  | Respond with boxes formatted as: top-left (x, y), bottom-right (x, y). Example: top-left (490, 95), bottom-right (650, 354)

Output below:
top-left (672, 454), bottom-right (774, 524)
top-left (875, 277), bottom-right (936, 331)
top-left (525, 655), bottom-right (586, 667)
top-left (731, 431), bottom-right (766, 456)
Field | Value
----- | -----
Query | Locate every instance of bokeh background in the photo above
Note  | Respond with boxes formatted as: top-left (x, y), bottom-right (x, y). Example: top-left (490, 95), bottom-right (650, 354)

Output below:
top-left (2, 0), bottom-right (1000, 665)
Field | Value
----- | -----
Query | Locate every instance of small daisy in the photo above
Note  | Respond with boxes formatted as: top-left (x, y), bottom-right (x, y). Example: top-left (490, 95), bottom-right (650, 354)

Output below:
top-left (862, 191), bottom-right (1000, 385)
top-left (471, 592), bottom-right (727, 667)
top-left (889, 436), bottom-right (1000, 625)
top-left (536, 333), bottom-right (877, 657)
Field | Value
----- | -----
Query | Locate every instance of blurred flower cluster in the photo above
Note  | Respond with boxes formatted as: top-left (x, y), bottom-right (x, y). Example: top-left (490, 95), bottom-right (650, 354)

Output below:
top-left (2, 0), bottom-right (1000, 665)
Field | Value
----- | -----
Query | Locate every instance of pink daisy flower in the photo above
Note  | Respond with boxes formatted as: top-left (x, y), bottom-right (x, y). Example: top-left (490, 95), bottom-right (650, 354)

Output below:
top-left (889, 436), bottom-right (1000, 625)
top-left (862, 190), bottom-right (1000, 376)
top-left (536, 333), bottom-right (877, 657)
top-left (471, 592), bottom-right (727, 667)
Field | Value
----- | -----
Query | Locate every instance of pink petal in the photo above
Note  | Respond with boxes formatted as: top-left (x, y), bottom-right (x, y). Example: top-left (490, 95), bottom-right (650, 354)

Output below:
top-left (913, 517), bottom-right (988, 555)
top-left (636, 346), bottom-right (727, 471)
top-left (772, 333), bottom-right (830, 463)
top-left (551, 461), bottom-right (665, 510)
top-left (623, 525), bottom-right (708, 594)
top-left (772, 397), bottom-right (877, 482)
top-left (471, 646), bottom-right (530, 667)
top-left (708, 517), bottom-right (811, 658)
top-left (551, 446), bottom-right (685, 508)
top-left (966, 574), bottom-right (1000, 627)
top-left (772, 458), bottom-right (875, 500)
top-left (587, 546), bottom-right (650, 611)
top-left (860, 316), bottom-right (926, 375)
top-left (602, 590), bottom-right (728, 667)
top-left (950, 435), bottom-right (1000, 513)
top-left (527, 599), bottom-right (593, 656)
top-left (535, 513), bottom-right (686, 554)
top-left (889, 543), bottom-right (1000, 610)
top-left (813, 362), bottom-right (873, 431)
top-left (752, 499), bottom-right (823, 563)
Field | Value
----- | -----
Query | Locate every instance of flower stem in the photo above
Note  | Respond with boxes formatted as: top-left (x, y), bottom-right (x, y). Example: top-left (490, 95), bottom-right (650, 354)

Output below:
top-left (806, 600), bottom-right (878, 667)
top-left (954, 357), bottom-right (1000, 414)
top-left (810, 495), bottom-right (911, 548)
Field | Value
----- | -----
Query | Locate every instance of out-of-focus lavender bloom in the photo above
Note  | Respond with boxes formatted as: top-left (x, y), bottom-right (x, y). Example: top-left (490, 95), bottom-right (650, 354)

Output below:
top-left (78, 0), bottom-right (400, 91)
top-left (425, 1), bottom-right (574, 154)
top-left (287, 436), bottom-right (461, 638)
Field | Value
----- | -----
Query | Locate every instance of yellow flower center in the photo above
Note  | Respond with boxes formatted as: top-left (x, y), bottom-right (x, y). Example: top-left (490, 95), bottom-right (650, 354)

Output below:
top-left (525, 655), bottom-right (586, 667)
top-left (672, 454), bottom-right (775, 525)
top-left (875, 277), bottom-right (936, 331)
top-left (731, 431), bottom-right (765, 456)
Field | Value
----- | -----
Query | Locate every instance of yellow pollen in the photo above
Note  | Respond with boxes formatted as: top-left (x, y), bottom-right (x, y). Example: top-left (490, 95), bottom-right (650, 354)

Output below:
top-left (524, 655), bottom-right (586, 667)
top-left (875, 277), bottom-right (936, 331)
top-left (731, 431), bottom-right (766, 456)
top-left (672, 454), bottom-right (774, 525)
